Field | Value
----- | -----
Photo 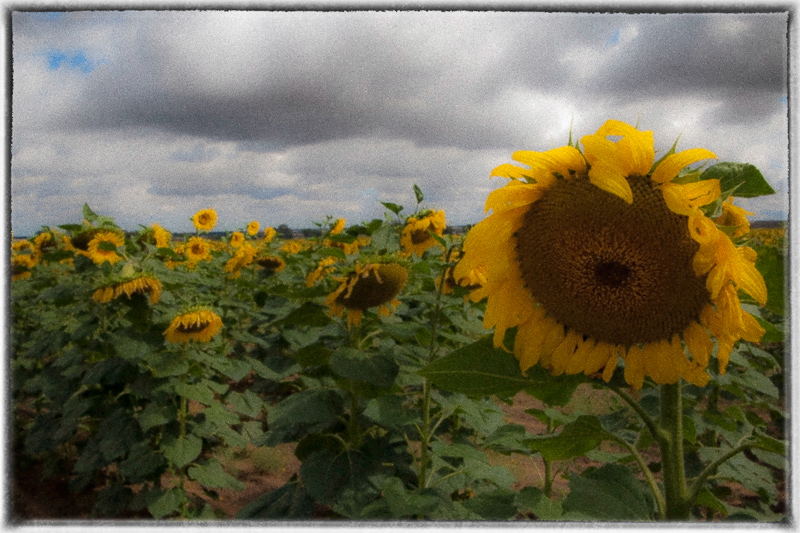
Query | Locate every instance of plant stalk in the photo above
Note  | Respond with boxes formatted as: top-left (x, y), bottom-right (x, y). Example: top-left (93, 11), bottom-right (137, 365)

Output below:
top-left (659, 381), bottom-right (690, 520)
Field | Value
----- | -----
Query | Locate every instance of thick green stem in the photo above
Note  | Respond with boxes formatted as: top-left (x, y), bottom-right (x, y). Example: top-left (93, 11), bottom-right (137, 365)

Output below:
top-left (659, 382), bottom-right (690, 520)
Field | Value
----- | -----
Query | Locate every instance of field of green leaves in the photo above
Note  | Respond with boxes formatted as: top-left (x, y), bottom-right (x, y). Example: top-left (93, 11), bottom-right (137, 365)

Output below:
top-left (10, 189), bottom-right (787, 522)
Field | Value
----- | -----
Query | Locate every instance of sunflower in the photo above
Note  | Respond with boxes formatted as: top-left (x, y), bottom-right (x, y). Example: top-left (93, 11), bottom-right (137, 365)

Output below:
top-left (306, 256), bottom-right (338, 286)
top-left (152, 223), bottom-right (173, 248)
top-left (164, 308), bottom-right (224, 344)
top-left (247, 220), bottom-right (260, 236)
top-left (256, 255), bottom-right (286, 275)
top-left (280, 239), bottom-right (305, 254)
top-left (401, 210), bottom-right (447, 257)
top-left (263, 227), bottom-right (277, 243)
top-left (330, 218), bottom-right (346, 235)
top-left (455, 119), bottom-right (766, 390)
top-left (224, 243), bottom-right (258, 278)
top-left (93, 275), bottom-right (162, 305)
top-left (11, 254), bottom-right (35, 281)
top-left (192, 208), bottom-right (218, 232)
top-left (229, 231), bottom-right (245, 249)
top-left (185, 236), bottom-right (212, 263)
top-left (325, 262), bottom-right (408, 328)
top-left (715, 197), bottom-right (753, 238)
top-left (86, 231), bottom-right (125, 265)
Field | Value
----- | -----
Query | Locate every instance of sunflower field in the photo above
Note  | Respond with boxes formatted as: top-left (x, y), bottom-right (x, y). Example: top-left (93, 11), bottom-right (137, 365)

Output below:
top-left (10, 121), bottom-right (788, 523)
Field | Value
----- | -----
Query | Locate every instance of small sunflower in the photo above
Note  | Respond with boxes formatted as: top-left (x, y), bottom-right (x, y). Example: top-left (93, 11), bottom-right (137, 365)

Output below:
top-left (11, 254), bottom-right (35, 281)
top-left (185, 236), bottom-right (212, 263)
top-left (164, 308), bottom-right (224, 344)
top-left (229, 231), bottom-right (245, 249)
top-left (306, 256), bottom-right (338, 286)
top-left (87, 231), bottom-right (125, 265)
top-left (325, 262), bottom-right (408, 328)
top-left (456, 119), bottom-right (766, 390)
top-left (263, 227), bottom-right (277, 243)
top-left (401, 210), bottom-right (447, 257)
top-left (330, 218), bottom-right (346, 235)
top-left (280, 239), bottom-right (305, 254)
top-left (224, 243), bottom-right (258, 278)
top-left (256, 255), bottom-right (286, 275)
top-left (247, 220), bottom-right (260, 236)
top-left (192, 208), bottom-right (218, 232)
top-left (93, 274), bottom-right (162, 305)
top-left (152, 223), bottom-right (173, 248)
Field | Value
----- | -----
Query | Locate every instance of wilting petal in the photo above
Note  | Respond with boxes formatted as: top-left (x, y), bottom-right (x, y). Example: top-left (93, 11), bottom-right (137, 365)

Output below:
top-left (651, 148), bottom-right (717, 184)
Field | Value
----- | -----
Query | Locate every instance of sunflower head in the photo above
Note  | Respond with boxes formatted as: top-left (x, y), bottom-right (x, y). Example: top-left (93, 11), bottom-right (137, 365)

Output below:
top-left (192, 208), bottom-right (218, 232)
top-left (71, 227), bottom-right (124, 251)
top-left (247, 220), bottom-right (260, 236)
top-left (185, 236), bottom-right (212, 263)
top-left (11, 254), bottom-right (35, 281)
top-left (400, 209), bottom-right (447, 257)
top-left (229, 231), bottom-right (245, 249)
top-left (164, 308), bottom-right (223, 344)
top-left (330, 218), bottom-right (346, 235)
top-left (93, 274), bottom-right (163, 305)
top-left (458, 119), bottom-right (766, 390)
top-left (256, 255), bottom-right (286, 275)
top-left (263, 227), bottom-right (277, 243)
top-left (87, 231), bottom-right (125, 265)
top-left (325, 262), bottom-right (408, 328)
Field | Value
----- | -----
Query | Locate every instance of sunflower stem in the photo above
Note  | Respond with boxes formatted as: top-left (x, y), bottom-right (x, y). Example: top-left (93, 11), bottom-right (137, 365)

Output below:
top-left (659, 381), bottom-right (690, 520)
top-left (417, 255), bottom-right (448, 489)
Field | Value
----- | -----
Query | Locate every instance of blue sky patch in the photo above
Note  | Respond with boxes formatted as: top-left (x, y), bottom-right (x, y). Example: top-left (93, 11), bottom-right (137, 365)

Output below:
top-left (45, 49), bottom-right (100, 73)
top-left (604, 29), bottom-right (620, 48)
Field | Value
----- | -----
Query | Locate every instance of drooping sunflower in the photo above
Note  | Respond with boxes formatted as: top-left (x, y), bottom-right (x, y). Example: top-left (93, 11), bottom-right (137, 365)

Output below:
top-left (330, 218), bottom-right (346, 235)
top-left (86, 231), bottom-right (125, 265)
top-left (185, 236), bottom-right (212, 263)
top-left (192, 208), bottom-right (218, 232)
top-left (256, 255), bottom-right (286, 275)
top-left (455, 119), bottom-right (766, 389)
top-left (401, 209), bottom-right (447, 257)
top-left (164, 308), bottom-right (224, 344)
top-left (306, 256), bottom-right (339, 286)
top-left (280, 239), bottom-right (305, 255)
top-left (263, 227), bottom-right (277, 243)
top-left (152, 223), bottom-right (173, 248)
top-left (92, 274), bottom-right (163, 305)
top-left (224, 243), bottom-right (258, 278)
top-left (247, 220), bottom-right (260, 236)
top-left (325, 262), bottom-right (408, 328)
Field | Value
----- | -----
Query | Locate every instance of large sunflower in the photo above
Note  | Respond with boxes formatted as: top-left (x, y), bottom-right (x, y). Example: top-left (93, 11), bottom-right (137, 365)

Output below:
top-left (185, 236), bottom-right (212, 263)
top-left (455, 119), bottom-right (766, 389)
top-left (326, 262), bottom-right (408, 328)
top-left (401, 210), bottom-right (447, 257)
top-left (192, 208), bottom-right (218, 232)
top-left (164, 308), bottom-right (223, 343)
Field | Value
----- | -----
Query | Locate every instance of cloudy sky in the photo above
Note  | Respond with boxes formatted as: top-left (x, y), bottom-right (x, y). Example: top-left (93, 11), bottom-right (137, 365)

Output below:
top-left (10, 10), bottom-right (789, 237)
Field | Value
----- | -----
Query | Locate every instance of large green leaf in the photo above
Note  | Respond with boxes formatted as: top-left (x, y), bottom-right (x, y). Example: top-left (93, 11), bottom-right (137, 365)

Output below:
top-left (236, 481), bottom-right (316, 519)
top-left (525, 415), bottom-right (607, 461)
top-left (329, 347), bottom-right (399, 389)
top-left (418, 336), bottom-right (584, 405)
top-left (161, 434), bottom-right (202, 469)
top-left (188, 459), bottom-right (244, 490)
top-left (752, 245), bottom-right (785, 316)
top-left (562, 463), bottom-right (655, 521)
top-left (701, 162), bottom-right (775, 198)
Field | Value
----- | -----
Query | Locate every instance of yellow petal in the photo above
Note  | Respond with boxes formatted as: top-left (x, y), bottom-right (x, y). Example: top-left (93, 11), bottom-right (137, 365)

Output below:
top-left (683, 321), bottom-right (713, 368)
top-left (601, 349), bottom-right (619, 383)
top-left (589, 163), bottom-right (634, 204)
top-left (740, 311), bottom-right (766, 343)
top-left (661, 180), bottom-right (721, 216)
top-left (736, 254), bottom-right (768, 306)
top-left (651, 148), bottom-right (717, 184)
top-left (566, 337), bottom-right (596, 375)
top-left (490, 163), bottom-right (534, 181)
top-left (512, 145), bottom-right (587, 182)
top-left (514, 307), bottom-right (547, 372)
top-left (624, 345), bottom-right (645, 390)
top-left (538, 317), bottom-right (565, 370)
top-left (550, 329), bottom-right (582, 376)
top-left (583, 341), bottom-right (613, 375)
top-left (484, 181), bottom-right (545, 214)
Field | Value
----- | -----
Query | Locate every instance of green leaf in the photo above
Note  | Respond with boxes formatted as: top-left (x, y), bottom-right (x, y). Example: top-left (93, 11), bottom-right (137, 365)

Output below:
top-left (260, 389), bottom-right (344, 446)
top-left (300, 449), bottom-right (372, 505)
top-left (316, 246), bottom-right (347, 260)
top-left (83, 203), bottom-right (99, 222)
top-left (273, 302), bottom-right (332, 328)
top-left (700, 162), bottom-right (775, 198)
top-left (146, 487), bottom-right (182, 519)
top-left (418, 336), bottom-right (585, 405)
top-left (562, 463), bottom-right (655, 521)
top-left (119, 442), bottom-right (167, 484)
top-left (291, 343), bottom-right (332, 367)
top-left (526, 416), bottom-right (607, 461)
top-left (236, 481), bottom-right (316, 519)
top-left (58, 223), bottom-right (85, 232)
top-left (227, 390), bottom-right (264, 418)
top-left (462, 489), bottom-right (517, 520)
top-left (175, 382), bottom-right (215, 406)
top-left (749, 433), bottom-right (786, 456)
top-left (695, 487), bottom-right (728, 516)
top-left (380, 477), bottom-right (441, 518)
top-left (380, 201), bottom-right (404, 215)
top-left (515, 486), bottom-right (563, 520)
top-left (369, 222), bottom-right (400, 253)
top-left (752, 245), bottom-right (785, 316)
top-left (363, 394), bottom-right (418, 430)
top-left (413, 184), bottom-right (424, 204)
top-left (162, 434), bottom-right (202, 469)
top-left (329, 347), bottom-right (399, 389)
top-left (188, 459), bottom-right (244, 490)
